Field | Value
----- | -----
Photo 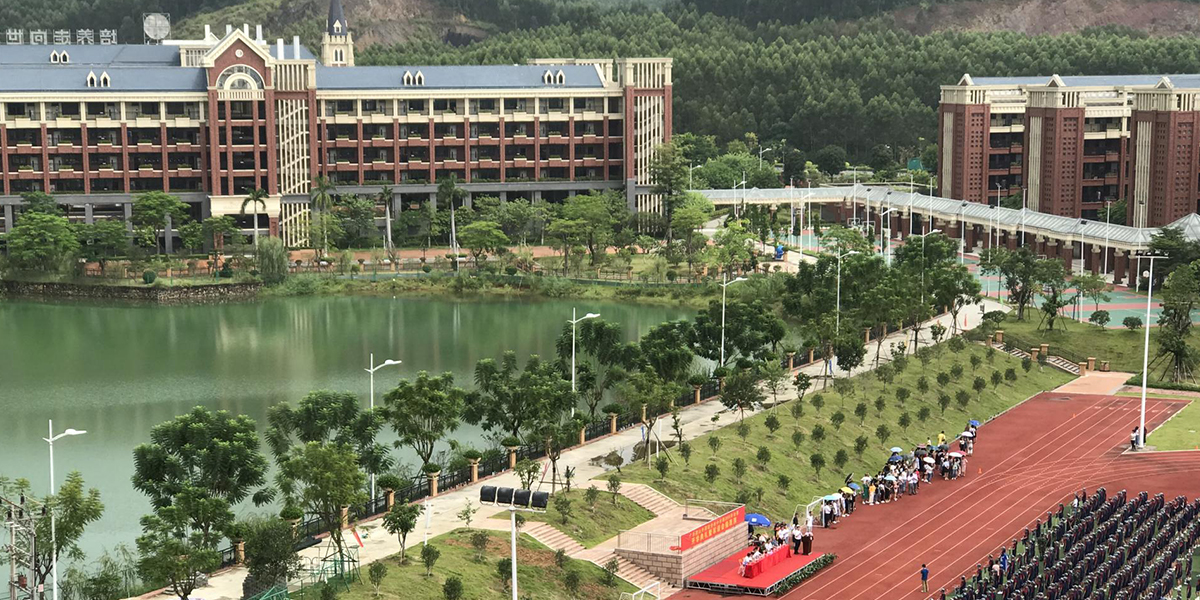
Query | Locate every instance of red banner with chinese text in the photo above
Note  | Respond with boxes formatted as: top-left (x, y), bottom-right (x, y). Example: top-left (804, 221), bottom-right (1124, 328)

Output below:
top-left (677, 505), bottom-right (745, 551)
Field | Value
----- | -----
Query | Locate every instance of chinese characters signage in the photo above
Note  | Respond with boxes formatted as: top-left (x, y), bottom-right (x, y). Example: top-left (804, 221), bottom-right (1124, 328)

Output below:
top-left (678, 505), bottom-right (745, 551)
top-left (5, 29), bottom-right (116, 45)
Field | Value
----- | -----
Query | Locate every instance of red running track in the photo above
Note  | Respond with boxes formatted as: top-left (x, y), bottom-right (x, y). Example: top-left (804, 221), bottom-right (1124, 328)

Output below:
top-left (670, 391), bottom-right (1200, 600)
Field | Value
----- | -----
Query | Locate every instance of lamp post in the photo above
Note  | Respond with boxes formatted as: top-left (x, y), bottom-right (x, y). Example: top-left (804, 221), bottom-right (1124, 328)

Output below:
top-left (879, 208), bottom-right (894, 264)
top-left (852, 167), bottom-right (858, 226)
top-left (44, 421), bottom-right (86, 600)
top-left (568, 308), bottom-right (601, 415)
top-left (1103, 200), bottom-right (1112, 277)
top-left (920, 229), bottom-right (943, 302)
top-left (365, 353), bottom-right (402, 498)
top-left (734, 176), bottom-right (748, 219)
top-left (835, 250), bottom-right (861, 335)
top-left (1137, 253), bottom-right (1167, 449)
top-left (689, 163), bottom-right (701, 189)
top-left (720, 274), bottom-right (748, 366)
top-left (959, 202), bottom-right (968, 266)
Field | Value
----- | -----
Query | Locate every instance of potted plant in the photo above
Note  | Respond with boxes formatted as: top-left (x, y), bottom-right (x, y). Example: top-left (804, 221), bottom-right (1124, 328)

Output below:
top-left (713, 366), bottom-right (730, 392)
top-left (422, 463), bottom-right (442, 497)
top-left (280, 504), bottom-right (303, 527)
top-left (462, 449), bottom-right (483, 482)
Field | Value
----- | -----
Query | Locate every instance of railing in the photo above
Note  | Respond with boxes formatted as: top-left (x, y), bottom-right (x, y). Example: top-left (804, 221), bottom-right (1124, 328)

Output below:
top-left (616, 530), bottom-right (682, 554)
top-left (218, 545), bottom-right (238, 568)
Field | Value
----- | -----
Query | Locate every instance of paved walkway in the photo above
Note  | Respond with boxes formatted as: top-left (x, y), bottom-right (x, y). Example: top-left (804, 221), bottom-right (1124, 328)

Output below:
top-left (163, 297), bottom-right (1009, 600)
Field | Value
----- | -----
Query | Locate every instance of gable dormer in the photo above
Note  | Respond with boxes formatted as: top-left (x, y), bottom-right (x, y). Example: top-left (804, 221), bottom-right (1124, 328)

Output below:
top-left (86, 71), bottom-right (97, 87)
top-left (414, 71), bottom-right (424, 86)
top-left (100, 72), bottom-right (111, 88)
top-left (50, 50), bottom-right (60, 63)
top-left (403, 71), bottom-right (414, 86)
top-left (556, 69), bottom-right (565, 85)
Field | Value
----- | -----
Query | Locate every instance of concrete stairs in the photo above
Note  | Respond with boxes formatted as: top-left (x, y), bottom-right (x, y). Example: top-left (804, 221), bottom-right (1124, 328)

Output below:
top-left (620, 483), bottom-right (682, 516)
top-left (991, 341), bottom-right (1081, 375)
top-left (522, 521), bottom-right (586, 556)
top-left (593, 551), bottom-right (682, 598)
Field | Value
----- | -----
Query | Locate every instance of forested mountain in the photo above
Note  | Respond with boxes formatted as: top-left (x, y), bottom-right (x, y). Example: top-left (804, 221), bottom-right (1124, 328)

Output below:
top-left (360, 9), bottom-right (1200, 161)
top-left (0, 0), bottom-right (250, 45)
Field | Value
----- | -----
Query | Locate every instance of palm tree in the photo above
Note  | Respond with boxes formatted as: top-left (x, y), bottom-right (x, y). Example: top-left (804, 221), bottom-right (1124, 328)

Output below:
top-left (241, 188), bottom-right (269, 249)
top-left (310, 176), bottom-right (336, 257)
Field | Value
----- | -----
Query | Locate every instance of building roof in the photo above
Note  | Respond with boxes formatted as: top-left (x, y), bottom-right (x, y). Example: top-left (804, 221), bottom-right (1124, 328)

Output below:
top-left (313, 64), bottom-right (607, 89)
top-left (328, 0), bottom-right (349, 35)
top-left (0, 66), bottom-right (207, 92)
top-left (0, 44), bottom-right (181, 66)
top-left (963, 73), bottom-right (1200, 89)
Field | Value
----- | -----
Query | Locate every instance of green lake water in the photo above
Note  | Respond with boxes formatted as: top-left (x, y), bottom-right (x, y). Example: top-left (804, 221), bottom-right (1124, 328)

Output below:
top-left (0, 295), bottom-right (690, 563)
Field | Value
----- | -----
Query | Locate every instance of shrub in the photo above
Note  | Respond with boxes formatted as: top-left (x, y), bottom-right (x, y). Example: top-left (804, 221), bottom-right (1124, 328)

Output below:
top-left (764, 414), bottom-right (781, 436)
top-left (874, 397), bottom-right (886, 415)
top-left (756, 446), bottom-right (772, 464)
top-left (563, 570), bottom-right (581, 596)
top-left (687, 373), bottom-right (709, 387)
top-left (811, 424), bottom-right (826, 442)
top-left (1022, 357), bottom-right (1033, 373)
top-left (704, 463), bottom-right (720, 485)
top-left (956, 390), bottom-right (970, 410)
top-left (950, 363), bottom-right (964, 381)
top-left (554, 548), bottom-right (568, 569)
top-left (854, 435), bottom-right (869, 457)
top-left (679, 442), bottom-right (692, 467)
top-left (937, 392), bottom-right (951, 414)
top-left (554, 495), bottom-right (573, 524)
top-left (585, 485), bottom-right (600, 510)
top-left (279, 504), bottom-right (303, 521)
top-left (376, 474), bottom-right (402, 492)
top-left (258, 238), bottom-right (289, 285)
top-left (810, 394), bottom-right (825, 413)
top-left (898, 412), bottom-right (912, 430)
top-left (707, 435), bottom-right (722, 455)
top-left (948, 337), bottom-right (966, 352)
top-left (834, 449), bottom-right (848, 469)
top-left (421, 265), bottom-right (432, 273)
top-left (606, 474), bottom-right (621, 504)
top-left (603, 557), bottom-right (620, 586)
top-left (1089, 310), bottom-right (1111, 328)
top-left (505, 265), bottom-right (518, 276)
top-left (777, 474), bottom-right (791, 491)
top-left (790, 398), bottom-right (805, 422)
top-left (736, 422), bottom-right (751, 441)
top-left (733, 457), bottom-right (748, 482)
top-left (983, 310), bottom-right (1006, 324)
top-left (1124, 316), bottom-right (1143, 331)
top-left (854, 402), bottom-right (868, 424)
top-left (654, 455), bottom-right (669, 480)
top-left (469, 530), bottom-right (489, 561)
top-left (497, 559), bottom-right (512, 589)
top-left (666, 269), bottom-right (677, 282)
top-left (368, 562), bottom-right (388, 597)
top-left (875, 424), bottom-right (891, 444)
top-left (142, 270), bottom-right (157, 285)
top-left (1004, 368), bottom-right (1018, 383)
top-left (936, 372), bottom-right (950, 387)
top-left (442, 576), bottom-right (462, 600)
top-left (791, 430), bottom-right (805, 450)
top-left (810, 453), bottom-right (826, 475)
top-left (917, 406), bottom-right (931, 422)
top-left (420, 544), bottom-right (440, 576)
top-left (422, 463), bottom-right (442, 475)
top-left (831, 411), bottom-right (845, 430)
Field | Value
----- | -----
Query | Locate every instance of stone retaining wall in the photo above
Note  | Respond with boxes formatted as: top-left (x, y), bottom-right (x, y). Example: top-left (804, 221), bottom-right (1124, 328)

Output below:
top-left (1, 280), bottom-right (261, 304)
top-left (616, 524), bottom-right (746, 586)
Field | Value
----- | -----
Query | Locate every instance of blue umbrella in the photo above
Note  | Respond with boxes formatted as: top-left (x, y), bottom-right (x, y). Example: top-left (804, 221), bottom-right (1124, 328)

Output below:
top-left (745, 513), bottom-right (771, 527)
top-left (888, 455), bottom-right (903, 463)
top-left (884, 475), bottom-right (898, 481)
top-left (969, 419), bottom-right (981, 426)
top-left (890, 446), bottom-right (903, 453)
top-left (848, 482), bottom-right (862, 491)
top-left (823, 494), bottom-right (841, 501)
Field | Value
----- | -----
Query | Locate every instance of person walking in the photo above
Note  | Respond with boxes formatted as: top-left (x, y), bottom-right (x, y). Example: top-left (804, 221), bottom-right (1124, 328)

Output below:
top-left (1130, 428), bottom-right (1138, 451)
top-left (921, 564), bottom-right (930, 593)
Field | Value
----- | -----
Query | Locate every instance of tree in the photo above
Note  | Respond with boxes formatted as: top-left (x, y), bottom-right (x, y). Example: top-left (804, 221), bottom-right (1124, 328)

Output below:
top-left (369, 562), bottom-right (388, 597)
top-left (978, 248), bottom-right (1047, 320)
top-left (606, 474), bottom-right (621, 504)
top-left (555, 318), bottom-right (638, 420)
top-left (0, 473), bottom-right (103, 594)
top-left (21, 191), bottom-right (62, 216)
top-left (421, 543), bottom-right (441, 576)
top-left (973, 377), bottom-right (987, 395)
top-left (243, 517), bottom-right (301, 589)
top-left (1074, 272), bottom-right (1111, 311)
top-left (1151, 261), bottom-right (1200, 382)
top-left (562, 190), bottom-right (624, 265)
top-left (468, 352), bottom-right (573, 442)
top-left (834, 449), bottom-right (849, 469)
top-left (266, 391), bottom-right (392, 488)
top-left (704, 463), bottom-right (720, 486)
top-left (898, 412), bottom-right (912, 431)
top-left (256, 237), bottom-right (290, 285)
top-left (955, 390), bottom-right (970, 410)
top-left (1124, 316), bottom-right (1143, 331)
top-left (708, 435), bottom-right (722, 456)
top-left (875, 424), bottom-right (891, 444)
top-left (813, 144), bottom-right (847, 175)
top-left (764, 413), bottom-right (781, 436)
top-left (276, 442), bottom-right (366, 561)
top-left (457, 220), bottom-right (509, 264)
top-left (241, 188), bottom-right (269, 249)
top-left (673, 193), bottom-right (715, 272)
top-left (136, 505), bottom-right (221, 600)
top-left (73, 219), bottom-right (129, 275)
top-left (760, 359), bottom-right (789, 411)
top-left (132, 407), bottom-right (271, 544)
top-left (720, 369), bottom-right (766, 420)
top-left (202, 215), bottom-right (242, 253)
top-left (831, 411), bottom-right (846, 430)
top-left (383, 371), bottom-right (467, 469)
top-left (5, 211), bottom-right (80, 271)
top-left (1090, 310), bottom-right (1111, 328)
top-left (809, 453), bottom-right (826, 476)
top-left (811, 394), bottom-right (825, 413)
top-left (874, 396), bottom-right (886, 415)
top-left (732, 457), bottom-right (747, 482)
top-left (131, 191), bottom-right (189, 254)
top-left (383, 502), bottom-right (423, 563)
top-left (938, 393), bottom-right (951, 414)
top-left (854, 401), bottom-right (868, 424)
top-left (310, 176), bottom-right (337, 256)
top-left (692, 299), bottom-right (786, 367)
top-left (649, 141), bottom-right (690, 245)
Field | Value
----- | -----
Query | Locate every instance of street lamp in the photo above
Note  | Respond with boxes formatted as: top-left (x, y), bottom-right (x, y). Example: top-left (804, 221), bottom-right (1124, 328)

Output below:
top-left (879, 208), bottom-right (895, 264)
top-left (365, 353), bottom-right (402, 498)
top-left (734, 177), bottom-right (748, 218)
top-left (1019, 186), bottom-right (1028, 247)
top-left (920, 229), bottom-right (943, 303)
top-left (958, 202), bottom-right (968, 266)
top-left (480, 486), bottom-right (549, 600)
top-left (835, 250), bottom-right (861, 335)
top-left (720, 274), bottom-right (748, 366)
top-left (44, 421), bottom-right (86, 600)
top-left (1103, 200), bottom-right (1112, 277)
top-left (688, 163), bottom-right (702, 189)
top-left (1136, 252), bottom-right (1167, 449)
top-left (568, 309), bottom-right (601, 414)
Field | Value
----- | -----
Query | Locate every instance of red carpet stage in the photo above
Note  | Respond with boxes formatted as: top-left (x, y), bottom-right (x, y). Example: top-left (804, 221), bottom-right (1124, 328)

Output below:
top-left (686, 547), bottom-right (826, 596)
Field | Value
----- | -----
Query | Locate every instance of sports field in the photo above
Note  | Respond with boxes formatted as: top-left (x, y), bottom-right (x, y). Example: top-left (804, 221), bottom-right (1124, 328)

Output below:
top-left (669, 374), bottom-right (1200, 599)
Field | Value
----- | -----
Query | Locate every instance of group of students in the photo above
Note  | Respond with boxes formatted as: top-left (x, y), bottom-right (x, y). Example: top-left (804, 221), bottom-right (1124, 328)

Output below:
top-left (845, 423), bottom-right (978, 520)
top-left (928, 488), bottom-right (1200, 600)
top-left (740, 517), bottom-right (815, 575)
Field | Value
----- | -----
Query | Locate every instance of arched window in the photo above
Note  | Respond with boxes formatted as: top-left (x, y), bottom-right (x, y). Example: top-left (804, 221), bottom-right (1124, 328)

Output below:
top-left (50, 50), bottom-right (60, 63)
top-left (333, 21), bottom-right (342, 33)
top-left (414, 71), bottom-right (424, 86)
top-left (216, 64), bottom-right (265, 90)
top-left (403, 71), bottom-right (413, 86)
top-left (100, 72), bottom-right (111, 88)
top-left (556, 70), bottom-right (565, 85)
top-left (543, 70), bottom-right (552, 85)
top-left (86, 71), bottom-right (97, 87)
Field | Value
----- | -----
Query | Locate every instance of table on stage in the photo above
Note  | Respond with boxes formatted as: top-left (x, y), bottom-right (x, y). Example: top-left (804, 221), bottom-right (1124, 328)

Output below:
top-left (744, 546), bottom-right (790, 578)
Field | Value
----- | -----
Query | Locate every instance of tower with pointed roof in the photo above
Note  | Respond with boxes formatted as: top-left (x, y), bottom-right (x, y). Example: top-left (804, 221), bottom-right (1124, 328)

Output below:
top-left (321, 0), bottom-right (354, 66)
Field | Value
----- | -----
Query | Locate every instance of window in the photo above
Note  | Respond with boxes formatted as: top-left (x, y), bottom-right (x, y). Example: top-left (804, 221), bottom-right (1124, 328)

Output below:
top-left (403, 71), bottom-right (413, 86)
top-left (86, 72), bottom-right (97, 88)
top-left (50, 50), bottom-right (60, 63)
top-left (216, 65), bottom-right (264, 90)
top-left (100, 72), bottom-right (111, 88)
top-left (61, 51), bottom-right (69, 63)
top-left (414, 71), bottom-right (424, 86)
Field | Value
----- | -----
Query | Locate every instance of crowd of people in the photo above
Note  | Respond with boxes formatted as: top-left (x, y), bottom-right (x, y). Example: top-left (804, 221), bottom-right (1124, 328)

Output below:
top-left (931, 488), bottom-right (1200, 600)
top-left (739, 519), bottom-right (814, 576)
top-left (814, 423), bottom-right (979, 528)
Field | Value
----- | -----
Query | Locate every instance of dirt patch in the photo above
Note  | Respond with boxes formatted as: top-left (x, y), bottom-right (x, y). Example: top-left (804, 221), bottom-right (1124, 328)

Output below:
top-left (890, 0), bottom-right (1200, 35)
top-left (444, 532), bottom-right (557, 567)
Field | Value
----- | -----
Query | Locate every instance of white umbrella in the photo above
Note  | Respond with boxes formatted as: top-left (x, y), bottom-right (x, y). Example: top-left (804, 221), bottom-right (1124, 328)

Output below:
top-left (961, 431), bottom-right (975, 438)
top-left (949, 451), bottom-right (963, 458)
top-left (889, 446), bottom-right (903, 453)
top-left (922, 456), bottom-right (935, 464)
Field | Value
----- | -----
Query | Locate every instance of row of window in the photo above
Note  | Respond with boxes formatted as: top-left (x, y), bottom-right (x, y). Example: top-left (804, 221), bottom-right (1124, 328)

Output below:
top-left (323, 120), bottom-right (623, 142)
top-left (321, 96), bottom-right (620, 118)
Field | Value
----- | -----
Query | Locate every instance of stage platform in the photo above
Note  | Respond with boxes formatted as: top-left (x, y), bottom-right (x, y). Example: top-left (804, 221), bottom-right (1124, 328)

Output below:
top-left (685, 548), bottom-right (826, 596)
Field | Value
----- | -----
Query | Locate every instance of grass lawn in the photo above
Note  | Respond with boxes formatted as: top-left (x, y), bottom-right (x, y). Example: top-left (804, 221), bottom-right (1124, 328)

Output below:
top-left (520, 488), bottom-right (655, 548)
top-left (1148, 399), bottom-right (1200, 451)
top-left (621, 341), bottom-right (1073, 522)
top-left (338, 529), bottom-right (634, 600)
top-left (997, 312), bottom-right (1153, 371)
